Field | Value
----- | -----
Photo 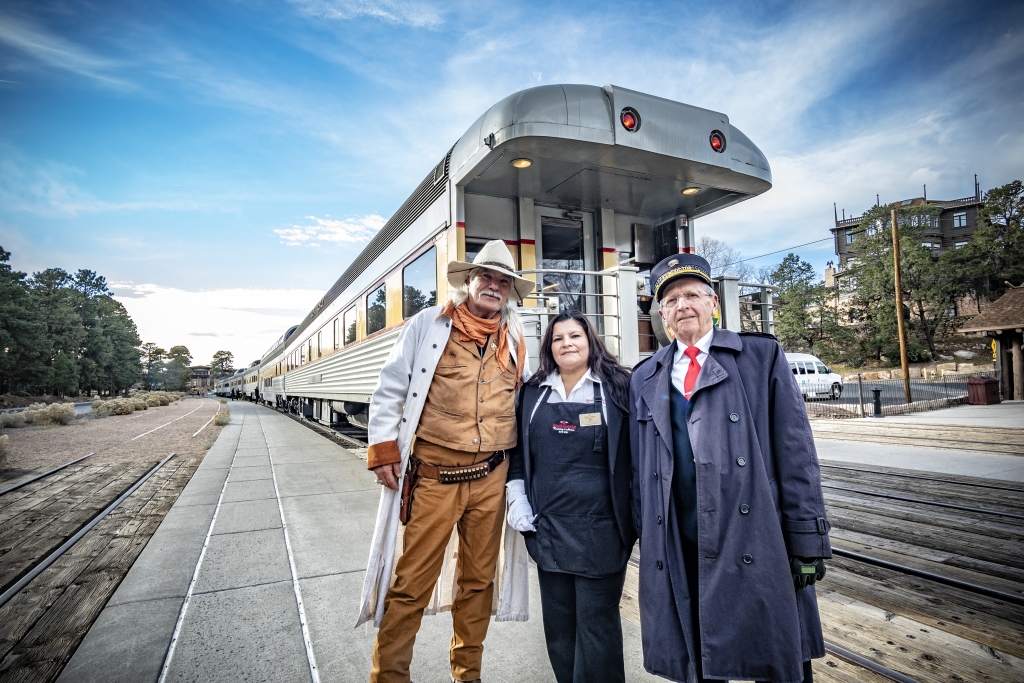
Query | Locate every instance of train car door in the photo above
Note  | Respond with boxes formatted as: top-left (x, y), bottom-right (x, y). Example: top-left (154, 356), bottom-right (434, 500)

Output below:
top-left (533, 205), bottom-right (596, 314)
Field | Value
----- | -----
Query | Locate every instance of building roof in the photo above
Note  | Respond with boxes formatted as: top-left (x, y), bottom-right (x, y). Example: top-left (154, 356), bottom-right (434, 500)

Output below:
top-left (960, 287), bottom-right (1024, 333)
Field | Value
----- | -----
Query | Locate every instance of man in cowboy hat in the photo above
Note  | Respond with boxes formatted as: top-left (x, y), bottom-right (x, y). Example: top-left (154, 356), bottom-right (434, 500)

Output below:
top-left (359, 240), bottom-right (535, 683)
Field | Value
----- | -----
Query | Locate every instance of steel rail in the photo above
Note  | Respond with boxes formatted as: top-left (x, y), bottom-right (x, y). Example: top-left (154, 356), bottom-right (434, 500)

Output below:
top-left (0, 452), bottom-right (96, 497)
top-left (820, 464), bottom-right (1024, 493)
top-left (831, 547), bottom-right (1024, 607)
top-left (822, 483), bottom-right (1024, 520)
top-left (0, 452), bottom-right (176, 609)
top-left (823, 642), bottom-right (922, 683)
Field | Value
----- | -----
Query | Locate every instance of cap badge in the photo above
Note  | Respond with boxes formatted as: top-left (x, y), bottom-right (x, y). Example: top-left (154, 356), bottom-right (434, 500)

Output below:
top-left (668, 259), bottom-right (679, 267)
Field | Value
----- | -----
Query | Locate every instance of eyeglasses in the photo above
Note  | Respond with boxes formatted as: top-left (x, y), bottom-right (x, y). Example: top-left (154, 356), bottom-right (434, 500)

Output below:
top-left (661, 292), bottom-right (711, 309)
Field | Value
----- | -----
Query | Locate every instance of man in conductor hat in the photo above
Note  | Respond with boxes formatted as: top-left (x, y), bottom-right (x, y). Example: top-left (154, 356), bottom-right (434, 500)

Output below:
top-left (630, 253), bottom-right (832, 683)
top-left (357, 240), bottom-right (535, 683)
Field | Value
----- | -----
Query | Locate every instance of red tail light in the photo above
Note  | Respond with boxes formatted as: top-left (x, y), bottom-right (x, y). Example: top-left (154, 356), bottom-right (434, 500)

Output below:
top-left (620, 107), bottom-right (640, 132)
top-left (709, 130), bottom-right (726, 152)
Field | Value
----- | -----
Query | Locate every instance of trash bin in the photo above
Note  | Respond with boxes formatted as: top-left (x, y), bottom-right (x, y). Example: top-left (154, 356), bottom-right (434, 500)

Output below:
top-left (967, 375), bottom-right (1001, 405)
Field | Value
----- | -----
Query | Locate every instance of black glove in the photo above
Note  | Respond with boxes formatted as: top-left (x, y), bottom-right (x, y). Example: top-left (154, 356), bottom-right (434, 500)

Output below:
top-left (790, 557), bottom-right (826, 590)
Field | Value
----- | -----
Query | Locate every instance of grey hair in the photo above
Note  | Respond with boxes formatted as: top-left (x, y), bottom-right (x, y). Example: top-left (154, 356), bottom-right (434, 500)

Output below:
top-left (448, 268), bottom-right (524, 341)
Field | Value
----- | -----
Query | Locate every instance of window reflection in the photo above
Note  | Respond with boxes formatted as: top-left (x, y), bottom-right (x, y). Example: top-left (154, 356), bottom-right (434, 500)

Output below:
top-left (367, 284), bottom-right (387, 335)
top-left (344, 307), bottom-right (357, 345)
top-left (404, 247), bottom-right (437, 319)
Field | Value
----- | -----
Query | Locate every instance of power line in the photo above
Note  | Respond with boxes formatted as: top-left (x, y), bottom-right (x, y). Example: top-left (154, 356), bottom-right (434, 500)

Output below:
top-left (733, 237), bottom-right (833, 264)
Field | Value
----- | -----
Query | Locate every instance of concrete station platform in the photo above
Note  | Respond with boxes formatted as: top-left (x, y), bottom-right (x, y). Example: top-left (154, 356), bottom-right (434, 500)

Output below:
top-left (60, 401), bottom-right (656, 683)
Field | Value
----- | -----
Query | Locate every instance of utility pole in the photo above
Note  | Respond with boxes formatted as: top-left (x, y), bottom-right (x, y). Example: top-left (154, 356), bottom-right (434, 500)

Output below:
top-left (891, 208), bottom-right (912, 404)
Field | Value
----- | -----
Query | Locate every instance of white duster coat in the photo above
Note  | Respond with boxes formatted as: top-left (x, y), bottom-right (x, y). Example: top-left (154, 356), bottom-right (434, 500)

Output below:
top-left (355, 305), bottom-right (531, 628)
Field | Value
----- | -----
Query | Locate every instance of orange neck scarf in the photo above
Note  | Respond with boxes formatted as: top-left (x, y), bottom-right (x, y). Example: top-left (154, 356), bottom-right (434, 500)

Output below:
top-left (439, 300), bottom-right (524, 383)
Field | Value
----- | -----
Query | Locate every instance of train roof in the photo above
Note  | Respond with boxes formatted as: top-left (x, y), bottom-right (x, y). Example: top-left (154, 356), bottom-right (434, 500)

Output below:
top-left (449, 84), bottom-right (770, 217)
top-left (267, 83), bottom-right (772, 360)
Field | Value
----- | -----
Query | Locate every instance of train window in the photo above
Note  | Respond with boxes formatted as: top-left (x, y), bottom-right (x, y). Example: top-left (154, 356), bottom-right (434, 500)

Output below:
top-left (333, 318), bottom-right (340, 350)
top-left (403, 247), bottom-right (437, 319)
top-left (344, 307), bottom-right (357, 345)
top-left (301, 345), bottom-right (306, 365)
top-left (542, 217), bottom-right (585, 311)
top-left (465, 240), bottom-right (488, 265)
top-left (366, 284), bottom-right (387, 335)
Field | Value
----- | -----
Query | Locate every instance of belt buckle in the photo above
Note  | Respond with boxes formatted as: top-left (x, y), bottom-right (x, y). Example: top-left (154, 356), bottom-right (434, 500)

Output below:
top-left (438, 463), bottom-right (489, 484)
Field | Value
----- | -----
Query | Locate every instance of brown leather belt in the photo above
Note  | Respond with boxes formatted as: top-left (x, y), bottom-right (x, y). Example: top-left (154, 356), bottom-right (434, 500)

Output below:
top-left (414, 450), bottom-right (507, 484)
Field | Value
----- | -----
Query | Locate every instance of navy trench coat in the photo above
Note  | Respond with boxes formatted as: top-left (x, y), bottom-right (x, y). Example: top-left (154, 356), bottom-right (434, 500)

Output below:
top-left (629, 329), bottom-right (831, 683)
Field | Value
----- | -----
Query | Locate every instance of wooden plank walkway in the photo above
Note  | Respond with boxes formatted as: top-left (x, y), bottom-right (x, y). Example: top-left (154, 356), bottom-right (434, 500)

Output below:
top-left (0, 458), bottom-right (201, 683)
top-left (810, 421), bottom-right (1024, 456)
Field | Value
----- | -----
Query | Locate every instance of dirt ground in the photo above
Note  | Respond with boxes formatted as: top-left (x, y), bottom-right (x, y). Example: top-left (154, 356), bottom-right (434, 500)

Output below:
top-left (0, 397), bottom-right (230, 470)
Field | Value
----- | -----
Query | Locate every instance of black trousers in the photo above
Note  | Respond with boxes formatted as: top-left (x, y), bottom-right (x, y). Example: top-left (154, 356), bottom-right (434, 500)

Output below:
top-left (536, 567), bottom-right (627, 683)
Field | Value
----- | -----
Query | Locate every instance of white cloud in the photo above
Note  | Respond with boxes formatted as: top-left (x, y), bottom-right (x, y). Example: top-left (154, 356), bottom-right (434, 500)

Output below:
top-left (288, 0), bottom-right (443, 28)
top-left (0, 12), bottom-right (132, 89)
top-left (274, 213), bottom-right (385, 246)
top-left (112, 283), bottom-right (323, 366)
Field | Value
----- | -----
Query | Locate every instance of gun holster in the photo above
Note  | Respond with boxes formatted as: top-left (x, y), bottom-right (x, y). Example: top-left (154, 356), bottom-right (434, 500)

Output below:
top-left (399, 458), bottom-right (420, 526)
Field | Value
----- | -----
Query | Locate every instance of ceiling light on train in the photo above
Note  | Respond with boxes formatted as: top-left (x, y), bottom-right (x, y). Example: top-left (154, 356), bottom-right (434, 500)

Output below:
top-left (620, 107), bottom-right (641, 132)
top-left (709, 130), bottom-right (726, 153)
top-left (682, 187), bottom-right (701, 195)
top-left (511, 158), bottom-right (533, 168)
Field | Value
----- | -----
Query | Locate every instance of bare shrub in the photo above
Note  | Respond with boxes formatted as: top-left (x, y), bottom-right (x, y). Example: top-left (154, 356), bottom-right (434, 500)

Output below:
top-left (0, 434), bottom-right (9, 470)
top-left (25, 402), bottom-right (77, 426)
top-left (218, 398), bottom-right (227, 405)
top-left (92, 399), bottom-right (106, 411)
top-left (145, 396), bottom-right (161, 407)
top-left (212, 410), bottom-right (231, 426)
top-left (105, 398), bottom-right (135, 416)
top-left (21, 403), bottom-right (47, 424)
top-left (0, 412), bottom-right (26, 428)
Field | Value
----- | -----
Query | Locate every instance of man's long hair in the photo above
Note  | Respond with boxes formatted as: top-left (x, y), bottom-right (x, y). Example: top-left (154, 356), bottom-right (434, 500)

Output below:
top-left (526, 308), bottom-right (631, 412)
top-left (448, 268), bottom-right (524, 342)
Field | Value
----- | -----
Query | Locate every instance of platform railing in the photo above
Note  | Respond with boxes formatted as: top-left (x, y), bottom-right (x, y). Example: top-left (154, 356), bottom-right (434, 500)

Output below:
top-left (516, 266), bottom-right (640, 367)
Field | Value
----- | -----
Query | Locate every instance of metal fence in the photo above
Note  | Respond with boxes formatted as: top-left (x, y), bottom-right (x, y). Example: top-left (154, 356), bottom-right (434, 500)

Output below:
top-left (802, 372), bottom-right (978, 419)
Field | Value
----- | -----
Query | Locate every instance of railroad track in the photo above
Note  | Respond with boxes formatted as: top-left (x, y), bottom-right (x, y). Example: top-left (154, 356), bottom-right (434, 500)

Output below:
top-left (0, 453), bottom-right (202, 682)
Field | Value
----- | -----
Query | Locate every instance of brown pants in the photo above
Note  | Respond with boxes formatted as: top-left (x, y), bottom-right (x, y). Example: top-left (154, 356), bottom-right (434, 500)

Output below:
top-left (370, 441), bottom-right (508, 683)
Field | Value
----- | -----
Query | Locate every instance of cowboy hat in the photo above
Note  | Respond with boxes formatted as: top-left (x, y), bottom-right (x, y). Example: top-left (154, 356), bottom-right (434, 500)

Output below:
top-left (447, 240), bottom-right (536, 303)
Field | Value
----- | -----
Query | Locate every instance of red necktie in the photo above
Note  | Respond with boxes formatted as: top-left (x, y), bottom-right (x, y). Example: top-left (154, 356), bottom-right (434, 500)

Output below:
top-left (684, 346), bottom-right (702, 398)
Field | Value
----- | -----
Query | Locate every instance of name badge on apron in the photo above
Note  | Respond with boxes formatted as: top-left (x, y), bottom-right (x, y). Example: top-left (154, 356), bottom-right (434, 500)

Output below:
top-left (579, 412), bottom-right (602, 427)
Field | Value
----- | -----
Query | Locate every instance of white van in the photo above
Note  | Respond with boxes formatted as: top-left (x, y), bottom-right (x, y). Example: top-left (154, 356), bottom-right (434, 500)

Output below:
top-left (785, 353), bottom-right (844, 400)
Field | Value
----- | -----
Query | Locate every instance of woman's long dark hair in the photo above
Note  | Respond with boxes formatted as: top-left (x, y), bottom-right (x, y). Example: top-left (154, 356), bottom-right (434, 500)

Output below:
top-left (527, 309), bottom-right (631, 412)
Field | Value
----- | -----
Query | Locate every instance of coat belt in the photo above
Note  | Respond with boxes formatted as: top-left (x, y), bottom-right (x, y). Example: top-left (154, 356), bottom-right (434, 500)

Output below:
top-left (413, 450), bottom-right (507, 484)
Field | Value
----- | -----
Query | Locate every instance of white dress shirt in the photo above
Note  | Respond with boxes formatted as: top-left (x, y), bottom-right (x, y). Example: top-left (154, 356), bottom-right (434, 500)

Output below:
top-left (671, 327), bottom-right (714, 396)
top-left (533, 368), bottom-right (608, 421)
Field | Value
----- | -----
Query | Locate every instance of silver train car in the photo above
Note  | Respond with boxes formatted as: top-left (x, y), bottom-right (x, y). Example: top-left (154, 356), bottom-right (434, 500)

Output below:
top-left (249, 84), bottom-right (772, 428)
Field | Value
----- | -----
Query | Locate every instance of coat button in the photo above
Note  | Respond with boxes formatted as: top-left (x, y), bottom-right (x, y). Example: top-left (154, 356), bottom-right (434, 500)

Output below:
top-left (472, 438), bottom-right (478, 444)
top-left (729, 413), bottom-right (739, 422)
top-left (412, 393), bottom-right (417, 397)
top-left (740, 504), bottom-right (750, 514)
top-left (657, 561), bottom-right (663, 570)
top-left (648, 412), bottom-right (652, 418)
top-left (654, 472), bottom-right (659, 479)
top-left (402, 418), bottom-right (406, 422)
top-left (736, 457), bottom-right (746, 466)
top-left (479, 417), bottom-right (483, 423)
top-left (657, 516), bottom-right (663, 525)
top-left (433, 344), bottom-right (437, 348)
top-left (421, 368), bottom-right (426, 373)
top-left (742, 554), bottom-right (753, 564)
top-left (479, 398), bottom-right (484, 403)
top-left (654, 429), bottom-right (659, 436)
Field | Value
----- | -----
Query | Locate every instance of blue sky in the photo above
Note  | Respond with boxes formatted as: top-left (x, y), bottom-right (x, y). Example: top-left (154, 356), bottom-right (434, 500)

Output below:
top-left (2, 0), bottom-right (1022, 364)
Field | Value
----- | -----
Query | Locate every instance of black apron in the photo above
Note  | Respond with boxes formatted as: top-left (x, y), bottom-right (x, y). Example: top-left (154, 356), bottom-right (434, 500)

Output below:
top-left (525, 387), bottom-right (629, 578)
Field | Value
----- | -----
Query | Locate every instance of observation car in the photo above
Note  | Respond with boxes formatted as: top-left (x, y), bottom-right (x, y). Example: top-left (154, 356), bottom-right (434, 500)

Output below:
top-left (250, 84), bottom-right (774, 429)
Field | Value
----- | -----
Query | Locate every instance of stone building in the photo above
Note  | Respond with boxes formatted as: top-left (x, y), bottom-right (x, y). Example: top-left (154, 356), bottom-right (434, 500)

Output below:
top-left (830, 180), bottom-right (984, 268)
top-left (189, 366), bottom-right (211, 392)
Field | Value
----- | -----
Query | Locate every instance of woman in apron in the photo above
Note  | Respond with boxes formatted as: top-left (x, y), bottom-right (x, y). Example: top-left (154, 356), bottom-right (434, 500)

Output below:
top-left (507, 309), bottom-right (635, 683)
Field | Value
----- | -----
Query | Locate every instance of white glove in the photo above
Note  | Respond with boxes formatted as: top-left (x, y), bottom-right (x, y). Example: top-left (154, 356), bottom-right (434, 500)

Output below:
top-left (506, 479), bottom-right (537, 533)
